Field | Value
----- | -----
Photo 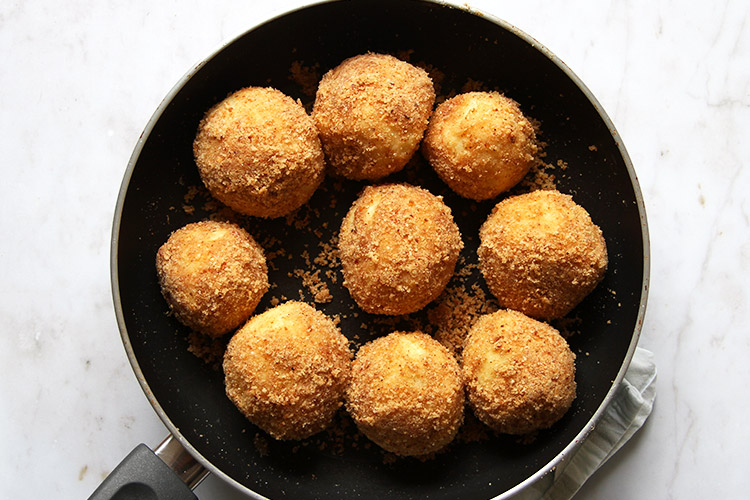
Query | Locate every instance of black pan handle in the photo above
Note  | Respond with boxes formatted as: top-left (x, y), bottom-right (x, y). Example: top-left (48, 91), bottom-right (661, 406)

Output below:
top-left (88, 435), bottom-right (208, 500)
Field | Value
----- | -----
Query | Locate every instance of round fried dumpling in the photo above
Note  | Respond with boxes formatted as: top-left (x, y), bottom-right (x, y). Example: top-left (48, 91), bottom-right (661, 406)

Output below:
top-left (338, 183), bottom-right (463, 315)
top-left (462, 309), bottom-right (576, 435)
top-left (422, 91), bottom-right (538, 200)
top-left (194, 86), bottom-right (324, 218)
top-left (478, 190), bottom-right (608, 320)
top-left (223, 301), bottom-right (352, 440)
top-left (155, 220), bottom-right (268, 337)
top-left (346, 331), bottom-right (464, 456)
top-left (312, 53), bottom-right (435, 180)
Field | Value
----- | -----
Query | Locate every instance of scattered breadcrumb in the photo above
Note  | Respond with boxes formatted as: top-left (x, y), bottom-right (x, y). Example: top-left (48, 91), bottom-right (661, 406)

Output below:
top-left (289, 61), bottom-right (321, 98)
top-left (253, 433), bottom-right (270, 457)
top-left (518, 159), bottom-right (558, 192)
top-left (292, 268), bottom-right (333, 303)
top-left (170, 56), bottom-right (603, 461)
top-left (315, 238), bottom-right (339, 267)
top-left (457, 412), bottom-right (491, 443)
top-left (285, 206), bottom-right (312, 230)
top-left (554, 316), bottom-right (583, 339)
top-left (461, 78), bottom-right (485, 93)
top-left (186, 332), bottom-right (226, 369)
top-left (427, 273), bottom-right (498, 358)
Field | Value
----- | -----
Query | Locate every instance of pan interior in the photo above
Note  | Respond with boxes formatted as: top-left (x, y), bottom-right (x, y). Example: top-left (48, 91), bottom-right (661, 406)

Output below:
top-left (114, 1), bottom-right (645, 499)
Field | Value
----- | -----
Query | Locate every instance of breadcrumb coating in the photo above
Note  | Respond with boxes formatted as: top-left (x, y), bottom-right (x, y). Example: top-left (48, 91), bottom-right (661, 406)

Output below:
top-left (462, 309), bottom-right (576, 435)
top-left (173, 58), bottom-right (612, 460)
top-left (422, 91), bottom-right (538, 200)
top-left (194, 86), bottom-right (324, 218)
top-left (312, 53), bottom-right (435, 180)
top-left (156, 221), bottom-right (268, 337)
top-left (478, 190), bottom-right (608, 320)
top-left (346, 331), bottom-right (464, 456)
top-left (223, 301), bottom-right (352, 440)
top-left (338, 183), bottom-right (463, 315)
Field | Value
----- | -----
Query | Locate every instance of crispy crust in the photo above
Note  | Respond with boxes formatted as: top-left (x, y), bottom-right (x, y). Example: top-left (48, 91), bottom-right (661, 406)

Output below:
top-left (422, 91), bottom-right (538, 200)
top-left (223, 301), bottom-right (352, 440)
top-left (338, 183), bottom-right (463, 315)
top-left (478, 190), bottom-right (608, 320)
top-left (193, 86), bottom-right (324, 218)
top-left (462, 309), bottom-right (576, 435)
top-left (346, 331), bottom-right (464, 456)
top-left (155, 220), bottom-right (268, 337)
top-left (312, 53), bottom-right (435, 180)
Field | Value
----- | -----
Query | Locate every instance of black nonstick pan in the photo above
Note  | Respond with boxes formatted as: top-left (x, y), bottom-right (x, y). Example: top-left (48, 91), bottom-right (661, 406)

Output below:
top-left (103, 1), bottom-right (649, 499)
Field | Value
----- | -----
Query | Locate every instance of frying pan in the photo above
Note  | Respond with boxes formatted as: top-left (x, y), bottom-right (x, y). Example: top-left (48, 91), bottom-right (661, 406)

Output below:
top-left (100, 0), bottom-right (649, 498)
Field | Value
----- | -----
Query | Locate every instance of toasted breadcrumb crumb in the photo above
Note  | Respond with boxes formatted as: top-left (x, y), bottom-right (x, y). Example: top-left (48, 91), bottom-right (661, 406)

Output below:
top-left (168, 56), bottom-right (607, 460)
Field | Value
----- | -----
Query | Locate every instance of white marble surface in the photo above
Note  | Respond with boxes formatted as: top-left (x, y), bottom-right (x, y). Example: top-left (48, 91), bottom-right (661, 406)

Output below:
top-left (1, 0), bottom-right (748, 498)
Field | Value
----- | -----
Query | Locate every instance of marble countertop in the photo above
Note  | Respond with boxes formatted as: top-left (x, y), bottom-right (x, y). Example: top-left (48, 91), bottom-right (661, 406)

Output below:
top-left (1, 0), bottom-right (747, 498)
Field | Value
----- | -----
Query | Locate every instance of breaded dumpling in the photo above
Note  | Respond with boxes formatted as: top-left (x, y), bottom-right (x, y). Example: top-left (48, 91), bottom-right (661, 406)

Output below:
top-left (346, 331), bottom-right (464, 456)
top-left (462, 309), bottom-right (576, 435)
top-left (156, 220), bottom-right (268, 337)
top-left (338, 183), bottom-right (463, 315)
top-left (422, 91), bottom-right (538, 200)
top-left (312, 53), bottom-right (435, 180)
top-left (194, 86), bottom-right (324, 218)
top-left (478, 190), bottom-right (608, 320)
top-left (223, 301), bottom-right (352, 440)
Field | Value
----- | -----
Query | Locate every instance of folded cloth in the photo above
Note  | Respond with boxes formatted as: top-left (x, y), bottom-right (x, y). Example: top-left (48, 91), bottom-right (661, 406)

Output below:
top-left (511, 347), bottom-right (657, 500)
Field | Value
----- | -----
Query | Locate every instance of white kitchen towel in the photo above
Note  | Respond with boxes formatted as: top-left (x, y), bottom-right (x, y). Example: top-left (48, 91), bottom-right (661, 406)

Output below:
top-left (512, 347), bottom-right (657, 500)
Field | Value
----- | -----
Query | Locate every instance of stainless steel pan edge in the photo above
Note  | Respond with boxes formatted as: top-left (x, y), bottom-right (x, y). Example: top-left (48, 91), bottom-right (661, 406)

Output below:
top-left (109, 1), bottom-right (651, 498)
top-left (108, 6), bottom-right (318, 499)
top-left (469, 6), bottom-right (651, 498)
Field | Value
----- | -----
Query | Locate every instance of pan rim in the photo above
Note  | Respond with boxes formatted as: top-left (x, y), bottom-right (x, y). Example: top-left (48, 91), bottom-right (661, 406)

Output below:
top-left (462, 4), bottom-right (651, 499)
top-left (110, 0), bottom-right (650, 498)
top-left (109, 3), bottom-right (326, 499)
